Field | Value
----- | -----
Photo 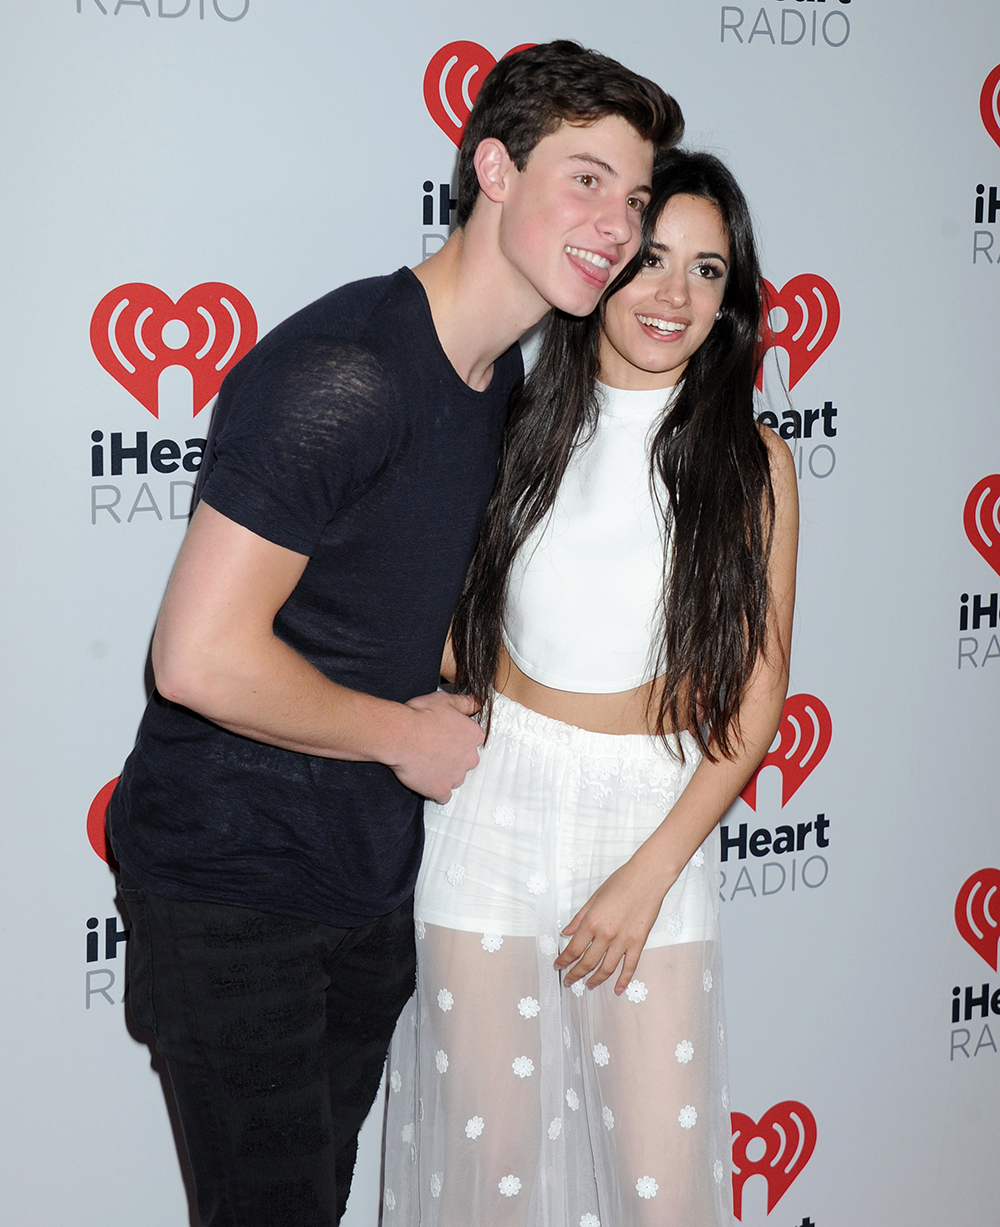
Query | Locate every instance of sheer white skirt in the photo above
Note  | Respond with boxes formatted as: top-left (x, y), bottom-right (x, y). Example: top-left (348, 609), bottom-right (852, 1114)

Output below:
top-left (382, 695), bottom-right (733, 1226)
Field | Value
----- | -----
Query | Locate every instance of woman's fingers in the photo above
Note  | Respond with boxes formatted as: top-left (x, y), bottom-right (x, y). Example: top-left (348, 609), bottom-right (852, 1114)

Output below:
top-left (559, 914), bottom-right (651, 986)
top-left (553, 937), bottom-right (585, 970)
top-left (553, 908), bottom-right (591, 969)
top-left (584, 943), bottom-right (626, 989)
top-left (613, 948), bottom-right (642, 996)
top-left (556, 933), bottom-right (596, 978)
top-left (567, 945), bottom-right (613, 987)
top-left (563, 928), bottom-right (629, 987)
top-left (557, 917), bottom-right (607, 982)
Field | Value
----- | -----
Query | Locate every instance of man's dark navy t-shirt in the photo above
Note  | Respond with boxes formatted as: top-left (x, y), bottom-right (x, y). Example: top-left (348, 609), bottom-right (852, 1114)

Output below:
top-left (108, 268), bottom-right (522, 927)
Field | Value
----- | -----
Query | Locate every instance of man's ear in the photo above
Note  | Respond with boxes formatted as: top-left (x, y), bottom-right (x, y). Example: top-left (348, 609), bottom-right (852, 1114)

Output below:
top-left (474, 138), bottom-right (515, 204)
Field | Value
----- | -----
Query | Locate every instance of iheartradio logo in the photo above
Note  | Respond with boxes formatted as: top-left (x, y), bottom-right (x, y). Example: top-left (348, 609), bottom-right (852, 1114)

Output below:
top-left (982, 64), bottom-right (1000, 151)
top-left (731, 1101), bottom-right (817, 1219)
top-left (756, 275), bottom-right (840, 391)
top-left (91, 282), bottom-right (257, 418)
top-left (741, 694), bottom-right (832, 810)
top-left (423, 41), bottom-right (534, 146)
top-left (87, 778), bottom-right (120, 866)
top-left (964, 474), bottom-right (1000, 578)
top-left (956, 868), bottom-right (1000, 970)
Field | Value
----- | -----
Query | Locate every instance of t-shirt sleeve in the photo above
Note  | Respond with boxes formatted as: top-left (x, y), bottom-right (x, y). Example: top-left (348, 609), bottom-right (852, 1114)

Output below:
top-left (198, 338), bottom-right (399, 556)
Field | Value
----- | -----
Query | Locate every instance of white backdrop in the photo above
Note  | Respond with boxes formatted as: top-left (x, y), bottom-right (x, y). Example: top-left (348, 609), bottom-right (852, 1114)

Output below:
top-left (1, 2), bottom-right (999, 1224)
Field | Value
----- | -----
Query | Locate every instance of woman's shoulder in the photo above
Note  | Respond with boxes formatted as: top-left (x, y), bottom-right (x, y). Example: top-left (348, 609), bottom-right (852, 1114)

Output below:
top-left (756, 423), bottom-right (799, 543)
top-left (756, 422), bottom-right (796, 484)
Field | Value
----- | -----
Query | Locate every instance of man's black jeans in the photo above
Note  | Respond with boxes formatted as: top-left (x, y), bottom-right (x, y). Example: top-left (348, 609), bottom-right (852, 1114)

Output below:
top-left (119, 873), bottom-right (416, 1226)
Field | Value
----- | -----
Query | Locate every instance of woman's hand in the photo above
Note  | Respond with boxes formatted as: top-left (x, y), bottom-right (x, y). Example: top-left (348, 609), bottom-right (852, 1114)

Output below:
top-left (555, 848), bottom-right (681, 995)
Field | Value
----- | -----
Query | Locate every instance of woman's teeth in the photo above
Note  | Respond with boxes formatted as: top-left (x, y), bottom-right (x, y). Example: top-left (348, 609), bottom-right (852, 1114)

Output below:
top-left (636, 315), bottom-right (687, 333)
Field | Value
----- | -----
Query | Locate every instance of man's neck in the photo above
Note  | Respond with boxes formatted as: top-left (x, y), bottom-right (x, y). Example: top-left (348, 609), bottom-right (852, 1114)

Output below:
top-left (412, 220), bottom-right (548, 392)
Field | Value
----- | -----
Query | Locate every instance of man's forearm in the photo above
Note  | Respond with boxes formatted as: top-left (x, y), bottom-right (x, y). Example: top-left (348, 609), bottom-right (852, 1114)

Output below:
top-left (155, 626), bottom-right (412, 763)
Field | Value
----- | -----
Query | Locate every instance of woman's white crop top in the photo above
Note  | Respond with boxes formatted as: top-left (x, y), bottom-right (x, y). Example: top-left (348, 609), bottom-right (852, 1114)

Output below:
top-left (504, 382), bottom-right (677, 693)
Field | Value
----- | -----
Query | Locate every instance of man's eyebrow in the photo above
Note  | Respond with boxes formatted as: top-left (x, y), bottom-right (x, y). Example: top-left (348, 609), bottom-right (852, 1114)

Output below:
top-left (568, 154), bottom-right (654, 196)
top-left (568, 153), bottom-right (619, 176)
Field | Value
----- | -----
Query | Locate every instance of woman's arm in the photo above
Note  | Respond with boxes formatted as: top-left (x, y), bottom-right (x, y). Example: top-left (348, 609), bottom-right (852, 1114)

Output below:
top-left (440, 630), bottom-right (457, 685)
top-left (556, 428), bottom-right (799, 993)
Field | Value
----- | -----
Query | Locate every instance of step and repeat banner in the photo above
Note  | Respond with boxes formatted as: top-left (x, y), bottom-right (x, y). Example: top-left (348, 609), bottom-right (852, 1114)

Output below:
top-left (1, 2), bottom-right (998, 1224)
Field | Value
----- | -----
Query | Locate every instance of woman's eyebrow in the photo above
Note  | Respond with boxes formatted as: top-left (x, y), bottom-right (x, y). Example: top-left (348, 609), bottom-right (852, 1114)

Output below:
top-left (648, 240), bottom-right (729, 265)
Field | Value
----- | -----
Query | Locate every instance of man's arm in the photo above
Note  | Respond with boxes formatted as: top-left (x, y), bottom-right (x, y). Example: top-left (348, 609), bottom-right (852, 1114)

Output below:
top-left (152, 501), bottom-right (483, 801)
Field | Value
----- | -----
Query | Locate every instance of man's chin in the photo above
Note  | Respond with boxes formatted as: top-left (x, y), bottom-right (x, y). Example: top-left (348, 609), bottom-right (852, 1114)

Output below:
top-left (544, 287), bottom-right (603, 319)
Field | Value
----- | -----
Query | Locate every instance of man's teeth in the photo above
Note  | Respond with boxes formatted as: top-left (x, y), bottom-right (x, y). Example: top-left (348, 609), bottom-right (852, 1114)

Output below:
top-left (565, 246), bottom-right (611, 270)
top-left (636, 314), bottom-right (687, 333)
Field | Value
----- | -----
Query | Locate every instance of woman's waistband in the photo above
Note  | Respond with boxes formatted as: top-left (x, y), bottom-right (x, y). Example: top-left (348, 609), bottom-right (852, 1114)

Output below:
top-left (485, 692), bottom-right (701, 764)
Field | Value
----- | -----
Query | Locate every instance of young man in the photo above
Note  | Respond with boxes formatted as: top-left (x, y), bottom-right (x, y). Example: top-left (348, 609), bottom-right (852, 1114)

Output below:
top-left (109, 41), bottom-right (683, 1226)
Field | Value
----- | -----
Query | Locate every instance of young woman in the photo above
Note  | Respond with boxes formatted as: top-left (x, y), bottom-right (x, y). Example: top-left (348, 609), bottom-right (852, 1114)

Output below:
top-left (382, 149), bottom-right (798, 1227)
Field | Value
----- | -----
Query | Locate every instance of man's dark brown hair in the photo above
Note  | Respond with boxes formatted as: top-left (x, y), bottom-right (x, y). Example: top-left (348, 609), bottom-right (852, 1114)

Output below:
top-left (456, 40), bottom-right (684, 226)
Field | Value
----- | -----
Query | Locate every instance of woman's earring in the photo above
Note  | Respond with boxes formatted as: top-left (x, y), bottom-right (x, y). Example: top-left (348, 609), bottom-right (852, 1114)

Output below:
top-left (715, 311), bottom-right (722, 320)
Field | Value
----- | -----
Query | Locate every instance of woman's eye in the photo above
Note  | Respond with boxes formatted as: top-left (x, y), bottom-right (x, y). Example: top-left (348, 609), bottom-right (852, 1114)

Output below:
top-left (641, 255), bottom-right (661, 268)
top-left (695, 263), bottom-right (725, 279)
top-left (627, 196), bottom-right (644, 211)
top-left (577, 174), bottom-right (596, 188)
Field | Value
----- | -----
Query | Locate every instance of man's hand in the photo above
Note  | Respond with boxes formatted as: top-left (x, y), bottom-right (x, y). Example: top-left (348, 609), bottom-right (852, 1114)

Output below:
top-left (390, 692), bottom-right (483, 802)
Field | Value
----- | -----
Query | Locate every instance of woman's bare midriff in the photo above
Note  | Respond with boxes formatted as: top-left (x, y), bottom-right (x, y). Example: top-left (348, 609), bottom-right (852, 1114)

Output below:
top-left (495, 646), bottom-right (676, 737)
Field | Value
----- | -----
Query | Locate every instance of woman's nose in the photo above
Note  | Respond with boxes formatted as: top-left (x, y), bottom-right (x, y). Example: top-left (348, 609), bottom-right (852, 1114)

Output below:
top-left (655, 272), bottom-right (689, 307)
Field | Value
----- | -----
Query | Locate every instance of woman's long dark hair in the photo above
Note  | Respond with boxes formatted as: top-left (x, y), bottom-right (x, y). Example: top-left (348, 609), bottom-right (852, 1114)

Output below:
top-left (452, 148), bottom-right (776, 760)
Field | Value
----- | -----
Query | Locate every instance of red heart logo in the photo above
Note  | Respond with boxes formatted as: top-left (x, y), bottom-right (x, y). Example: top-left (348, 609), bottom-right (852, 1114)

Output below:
top-left (731, 1101), bottom-right (817, 1220)
top-left (964, 474), bottom-right (1000, 578)
top-left (741, 693), bottom-right (832, 810)
top-left (756, 275), bottom-right (840, 391)
top-left (90, 282), bottom-right (257, 418)
top-left (955, 868), bottom-right (1000, 970)
top-left (423, 42), bottom-right (534, 146)
top-left (87, 777), bottom-right (120, 866)
top-left (981, 63), bottom-right (1000, 150)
